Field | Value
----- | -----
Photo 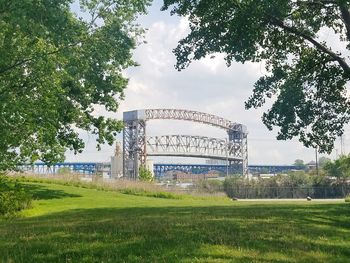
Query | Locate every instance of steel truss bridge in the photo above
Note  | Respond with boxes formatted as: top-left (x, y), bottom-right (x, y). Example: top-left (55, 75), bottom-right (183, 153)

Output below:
top-left (18, 162), bottom-right (304, 177)
top-left (147, 135), bottom-right (240, 161)
top-left (154, 164), bottom-right (241, 177)
top-left (18, 162), bottom-right (101, 174)
top-left (153, 164), bottom-right (304, 177)
top-left (123, 109), bottom-right (248, 179)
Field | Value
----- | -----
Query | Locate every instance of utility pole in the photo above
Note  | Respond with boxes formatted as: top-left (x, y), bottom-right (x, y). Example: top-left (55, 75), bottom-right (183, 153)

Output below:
top-left (315, 146), bottom-right (319, 177)
top-left (340, 135), bottom-right (345, 156)
top-left (225, 138), bottom-right (229, 177)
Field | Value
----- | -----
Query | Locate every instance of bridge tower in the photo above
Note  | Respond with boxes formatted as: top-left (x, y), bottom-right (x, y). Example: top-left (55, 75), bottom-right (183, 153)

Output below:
top-left (227, 127), bottom-right (248, 176)
top-left (123, 110), bottom-right (147, 179)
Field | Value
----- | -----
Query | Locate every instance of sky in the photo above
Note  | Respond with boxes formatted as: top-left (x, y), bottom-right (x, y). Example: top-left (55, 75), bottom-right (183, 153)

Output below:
top-left (66, 0), bottom-right (347, 165)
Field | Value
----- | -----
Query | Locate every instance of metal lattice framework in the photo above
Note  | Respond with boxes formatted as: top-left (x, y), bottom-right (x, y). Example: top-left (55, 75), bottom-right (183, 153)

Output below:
top-left (153, 164), bottom-right (243, 177)
top-left (147, 135), bottom-right (240, 161)
top-left (18, 162), bottom-right (102, 174)
top-left (17, 162), bottom-right (304, 177)
top-left (123, 119), bottom-right (146, 179)
top-left (123, 109), bottom-right (248, 179)
top-left (145, 109), bottom-right (243, 131)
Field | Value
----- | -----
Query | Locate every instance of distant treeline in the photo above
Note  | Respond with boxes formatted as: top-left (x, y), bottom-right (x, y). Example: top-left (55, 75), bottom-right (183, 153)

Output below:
top-left (223, 173), bottom-right (350, 199)
top-left (195, 155), bottom-right (350, 199)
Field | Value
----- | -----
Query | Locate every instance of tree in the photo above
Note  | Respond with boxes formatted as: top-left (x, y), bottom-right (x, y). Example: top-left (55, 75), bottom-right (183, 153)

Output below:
top-left (0, 0), bottom-right (150, 170)
top-left (293, 159), bottom-right (305, 168)
top-left (138, 166), bottom-right (154, 182)
top-left (324, 155), bottom-right (350, 183)
top-left (281, 171), bottom-right (311, 188)
top-left (318, 156), bottom-right (332, 168)
top-left (162, 0), bottom-right (350, 153)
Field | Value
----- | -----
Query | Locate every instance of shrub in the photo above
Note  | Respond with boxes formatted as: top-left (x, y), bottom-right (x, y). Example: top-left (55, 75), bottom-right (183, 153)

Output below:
top-left (139, 166), bottom-right (154, 182)
top-left (0, 176), bottom-right (32, 216)
top-left (223, 172), bottom-right (350, 199)
top-left (223, 175), bottom-right (249, 199)
top-left (194, 179), bottom-right (223, 193)
top-left (346, 195), bottom-right (350, 203)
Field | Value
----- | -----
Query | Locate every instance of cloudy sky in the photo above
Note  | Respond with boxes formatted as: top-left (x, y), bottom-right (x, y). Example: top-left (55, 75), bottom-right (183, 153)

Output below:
top-left (66, 0), bottom-right (347, 165)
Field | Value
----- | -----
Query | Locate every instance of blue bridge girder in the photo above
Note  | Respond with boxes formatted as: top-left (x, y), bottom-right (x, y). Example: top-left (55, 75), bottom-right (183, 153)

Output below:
top-left (248, 165), bottom-right (305, 174)
top-left (20, 162), bottom-right (305, 177)
top-left (19, 162), bottom-right (102, 174)
top-left (153, 164), bottom-right (305, 177)
top-left (153, 164), bottom-right (240, 177)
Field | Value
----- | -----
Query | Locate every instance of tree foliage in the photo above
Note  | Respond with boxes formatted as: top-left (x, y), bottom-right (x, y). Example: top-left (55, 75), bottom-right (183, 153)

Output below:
top-left (0, 0), bottom-right (150, 170)
top-left (138, 166), bottom-right (154, 181)
top-left (162, 0), bottom-right (350, 153)
top-left (324, 154), bottom-right (350, 182)
top-left (224, 171), bottom-right (349, 199)
top-left (318, 156), bottom-right (332, 167)
top-left (293, 159), bottom-right (305, 167)
top-left (0, 176), bottom-right (32, 215)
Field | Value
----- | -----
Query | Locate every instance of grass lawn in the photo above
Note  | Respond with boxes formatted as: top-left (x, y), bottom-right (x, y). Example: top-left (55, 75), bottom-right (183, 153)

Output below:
top-left (0, 182), bottom-right (349, 263)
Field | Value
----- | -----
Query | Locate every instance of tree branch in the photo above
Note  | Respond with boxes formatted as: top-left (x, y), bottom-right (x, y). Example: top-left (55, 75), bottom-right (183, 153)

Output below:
top-left (339, 5), bottom-right (350, 41)
top-left (270, 17), bottom-right (350, 74)
top-left (89, 2), bottom-right (115, 28)
top-left (0, 42), bottom-right (83, 75)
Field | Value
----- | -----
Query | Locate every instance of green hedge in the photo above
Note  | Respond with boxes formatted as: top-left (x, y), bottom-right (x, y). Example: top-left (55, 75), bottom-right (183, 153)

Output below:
top-left (0, 176), bottom-right (32, 216)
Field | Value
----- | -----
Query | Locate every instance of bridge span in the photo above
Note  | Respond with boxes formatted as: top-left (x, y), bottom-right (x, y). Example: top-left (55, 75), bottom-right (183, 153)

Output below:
top-left (20, 162), bottom-right (304, 177)
top-left (147, 135), bottom-right (240, 161)
top-left (153, 164), bottom-right (304, 177)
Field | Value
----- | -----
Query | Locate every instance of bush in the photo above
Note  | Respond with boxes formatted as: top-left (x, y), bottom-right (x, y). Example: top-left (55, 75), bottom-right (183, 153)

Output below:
top-left (0, 176), bottom-right (32, 216)
top-left (139, 166), bottom-right (154, 182)
top-left (223, 171), bottom-right (350, 199)
top-left (346, 195), bottom-right (350, 202)
top-left (194, 179), bottom-right (223, 193)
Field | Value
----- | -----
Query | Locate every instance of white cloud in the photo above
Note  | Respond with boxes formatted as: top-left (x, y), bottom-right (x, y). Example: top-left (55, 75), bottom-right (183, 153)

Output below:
top-left (66, 3), bottom-right (342, 165)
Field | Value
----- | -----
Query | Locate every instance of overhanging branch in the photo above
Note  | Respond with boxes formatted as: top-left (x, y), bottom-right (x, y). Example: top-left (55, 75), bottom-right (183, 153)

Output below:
top-left (339, 5), bottom-right (350, 41)
top-left (271, 17), bottom-right (350, 74)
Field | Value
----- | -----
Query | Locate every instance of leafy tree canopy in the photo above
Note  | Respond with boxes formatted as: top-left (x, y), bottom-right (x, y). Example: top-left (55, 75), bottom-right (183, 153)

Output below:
top-left (318, 156), bottom-right (332, 167)
top-left (323, 154), bottom-right (350, 181)
top-left (293, 159), bottom-right (305, 167)
top-left (0, 0), bottom-right (150, 170)
top-left (162, 0), bottom-right (350, 153)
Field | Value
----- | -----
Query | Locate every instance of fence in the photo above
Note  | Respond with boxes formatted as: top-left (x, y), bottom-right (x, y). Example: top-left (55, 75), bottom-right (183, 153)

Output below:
top-left (224, 185), bottom-right (350, 199)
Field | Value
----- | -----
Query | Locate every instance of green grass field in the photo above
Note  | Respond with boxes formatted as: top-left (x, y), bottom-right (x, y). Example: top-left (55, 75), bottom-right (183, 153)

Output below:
top-left (0, 182), bottom-right (349, 263)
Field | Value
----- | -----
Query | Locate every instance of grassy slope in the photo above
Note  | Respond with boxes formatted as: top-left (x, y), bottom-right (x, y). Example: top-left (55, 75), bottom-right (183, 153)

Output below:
top-left (0, 182), bottom-right (349, 263)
